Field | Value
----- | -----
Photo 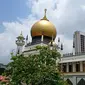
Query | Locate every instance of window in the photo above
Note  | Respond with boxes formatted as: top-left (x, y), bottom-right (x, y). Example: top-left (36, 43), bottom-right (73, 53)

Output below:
top-left (69, 63), bottom-right (73, 72)
top-left (80, 35), bottom-right (85, 52)
top-left (62, 63), bottom-right (67, 72)
top-left (83, 61), bottom-right (85, 72)
top-left (76, 62), bottom-right (80, 72)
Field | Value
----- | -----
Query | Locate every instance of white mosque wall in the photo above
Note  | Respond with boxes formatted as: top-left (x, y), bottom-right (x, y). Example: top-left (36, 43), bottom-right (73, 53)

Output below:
top-left (60, 54), bottom-right (85, 63)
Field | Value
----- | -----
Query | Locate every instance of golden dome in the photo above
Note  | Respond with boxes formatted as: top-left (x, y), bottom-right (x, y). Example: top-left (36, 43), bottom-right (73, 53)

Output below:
top-left (31, 9), bottom-right (57, 38)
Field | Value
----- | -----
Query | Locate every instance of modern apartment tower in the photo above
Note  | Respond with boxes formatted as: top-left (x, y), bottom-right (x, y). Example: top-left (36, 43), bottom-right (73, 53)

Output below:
top-left (73, 31), bottom-right (85, 53)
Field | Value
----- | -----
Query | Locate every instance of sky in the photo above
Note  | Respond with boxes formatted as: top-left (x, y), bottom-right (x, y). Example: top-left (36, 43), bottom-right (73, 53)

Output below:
top-left (0, 0), bottom-right (85, 64)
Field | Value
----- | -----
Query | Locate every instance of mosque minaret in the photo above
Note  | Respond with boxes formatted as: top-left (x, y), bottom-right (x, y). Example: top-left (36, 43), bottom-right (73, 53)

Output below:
top-left (16, 31), bottom-right (25, 54)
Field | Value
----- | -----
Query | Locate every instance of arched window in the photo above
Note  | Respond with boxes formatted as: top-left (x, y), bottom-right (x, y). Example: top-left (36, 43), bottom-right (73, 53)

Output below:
top-left (77, 79), bottom-right (85, 85)
top-left (66, 79), bottom-right (73, 85)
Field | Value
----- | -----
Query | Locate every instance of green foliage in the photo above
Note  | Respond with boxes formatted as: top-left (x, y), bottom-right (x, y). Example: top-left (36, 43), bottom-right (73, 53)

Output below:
top-left (4, 46), bottom-right (67, 85)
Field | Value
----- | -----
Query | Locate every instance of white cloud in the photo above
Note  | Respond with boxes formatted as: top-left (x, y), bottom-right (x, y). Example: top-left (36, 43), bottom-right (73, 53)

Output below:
top-left (0, 17), bottom-right (37, 64)
top-left (81, 5), bottom-right (85, 10)
top-left (0, 0), bottom-right (85, 64)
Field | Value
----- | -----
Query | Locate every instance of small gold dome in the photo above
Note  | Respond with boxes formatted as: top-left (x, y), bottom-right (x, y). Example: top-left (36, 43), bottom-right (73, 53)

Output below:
top-left (49, 41), bottom-right (57, 46)
top-left (31, 9), bottom-right (57, 38)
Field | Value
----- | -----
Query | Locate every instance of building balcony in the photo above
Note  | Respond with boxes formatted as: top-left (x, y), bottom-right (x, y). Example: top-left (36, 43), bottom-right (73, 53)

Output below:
top-left (61, 72), bottom-right (85, 76)
top-left (60, 54), bottom-right (85, 63)
top-left (63, 52), bottom-right (85, 57)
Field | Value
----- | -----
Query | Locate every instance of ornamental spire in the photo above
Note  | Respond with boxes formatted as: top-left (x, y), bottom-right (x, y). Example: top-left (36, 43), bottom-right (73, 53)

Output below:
top-left (20, 31), bottom-right (23, 36)
top-left (45, 9), bottom-right (47, 17)
top-left (41, 9), bottom-right (49, 21)
top-left (17, 31), bottom-right (25, 40)
top-left (19, 31), bottom-right (24, 38)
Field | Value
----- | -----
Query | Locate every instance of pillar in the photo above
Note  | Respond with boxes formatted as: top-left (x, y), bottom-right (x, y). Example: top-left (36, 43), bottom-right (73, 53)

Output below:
top-left (73, 48), bottom-right (75, 55)
top-left (80, 61), bottom-right (83, 72)
top-left (73, 62), bottom-right (76, 72)
top-left (66, 63), bottom-right (69, 72)
top-left (83, 62), bottom-right (85, 71)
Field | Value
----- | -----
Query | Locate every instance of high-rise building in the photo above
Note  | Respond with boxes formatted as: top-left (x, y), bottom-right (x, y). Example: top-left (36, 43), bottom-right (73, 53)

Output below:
top-left (73, 31), bottom-right (85, 53)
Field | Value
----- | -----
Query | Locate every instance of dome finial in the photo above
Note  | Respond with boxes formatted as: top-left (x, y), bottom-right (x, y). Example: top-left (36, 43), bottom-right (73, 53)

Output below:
top-left (44, 9), bottom-right (47, 16)
top-left (20, 31), bottom-right (22, 35)
top-left (41, 9), bottom-right (49, 21)
top-left (20, 31), bottom-right (23, 37)
top-left (17, 31), bottom-right (24, 39)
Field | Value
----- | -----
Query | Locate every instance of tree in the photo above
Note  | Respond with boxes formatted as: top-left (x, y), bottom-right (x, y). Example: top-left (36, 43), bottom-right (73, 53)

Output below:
top-left (4, 46), bottom-right (67, 85)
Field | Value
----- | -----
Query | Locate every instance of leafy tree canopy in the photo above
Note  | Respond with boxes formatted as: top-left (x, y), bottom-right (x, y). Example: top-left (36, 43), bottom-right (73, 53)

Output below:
top-left (4, 46), bottom-right (67, 85)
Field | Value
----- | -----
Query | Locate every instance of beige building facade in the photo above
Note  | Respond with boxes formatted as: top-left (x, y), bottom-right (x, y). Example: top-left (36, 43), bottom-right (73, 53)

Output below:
top-left (73, 31), bottom-right (85, 53)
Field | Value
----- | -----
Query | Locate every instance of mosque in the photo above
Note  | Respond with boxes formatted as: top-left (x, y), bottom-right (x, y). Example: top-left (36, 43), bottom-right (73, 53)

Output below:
top-left (15, 9), bottom-right (85, 85)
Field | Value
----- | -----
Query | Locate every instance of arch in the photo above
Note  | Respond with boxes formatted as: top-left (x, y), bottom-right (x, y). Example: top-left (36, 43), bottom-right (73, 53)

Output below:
top-left (77, 78), bottom-right (85, 85)
top-left (66, 79), bottom-right (73, 85)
